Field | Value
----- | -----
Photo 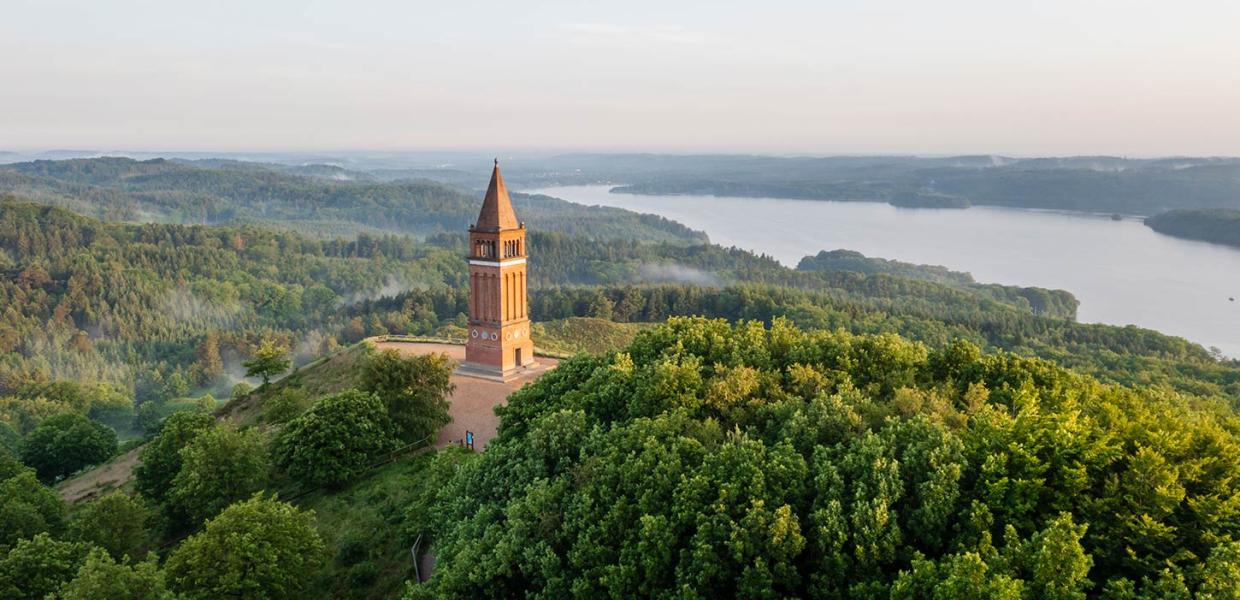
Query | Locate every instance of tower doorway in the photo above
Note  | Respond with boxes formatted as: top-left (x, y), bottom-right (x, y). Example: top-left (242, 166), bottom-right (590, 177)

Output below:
top-left (515, 348), bottom-right (523, 367)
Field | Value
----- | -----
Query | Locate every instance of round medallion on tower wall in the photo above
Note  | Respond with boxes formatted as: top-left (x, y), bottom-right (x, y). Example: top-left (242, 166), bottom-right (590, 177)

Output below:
top-left (470, 329), bottom-right (478, 338)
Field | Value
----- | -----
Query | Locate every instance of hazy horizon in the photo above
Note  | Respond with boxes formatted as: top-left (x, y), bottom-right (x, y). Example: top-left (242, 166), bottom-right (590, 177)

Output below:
top-left (5, 0), bottom-right (1240, 155)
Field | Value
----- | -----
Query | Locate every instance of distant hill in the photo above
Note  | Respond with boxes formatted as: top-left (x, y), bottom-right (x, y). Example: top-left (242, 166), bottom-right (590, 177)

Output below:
top-left (0, 157), bottom-right (707, 243)
top-left (797, 249), bottom-right (1078, 318)
top-left (798, 249), bottom-right (976, 286)
top-left (580, 154), bottom-right (1240, 215)
top-left (15, 153), bottom-right (1239, 218)
top-left (1146, 208), bottom-right (1240, 249)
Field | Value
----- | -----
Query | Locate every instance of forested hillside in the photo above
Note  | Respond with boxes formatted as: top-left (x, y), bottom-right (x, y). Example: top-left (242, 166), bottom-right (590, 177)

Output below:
top-left (0, 196), bottom-right (462, 405)
top-left (410, 318), bottom-right (1240, 598)
top-left (0, 342), bottom-right (462, 600)
top-left (2, 173), bottom-right (1240, 598)
top-left (2, 193), bottom-right (1235, 450)
top-left (1146, 208), bottom-right (1240, 249)
top-left (0, 157), bottom-right (705, 243)
top-left (798, 250), bottom-right (976, 285)
top-left (590, 154), bottom-right (1240, 215)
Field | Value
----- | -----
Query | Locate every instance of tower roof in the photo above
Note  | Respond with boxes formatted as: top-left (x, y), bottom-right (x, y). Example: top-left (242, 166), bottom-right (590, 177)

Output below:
top-left (474, 159), bottom-right (520, 231)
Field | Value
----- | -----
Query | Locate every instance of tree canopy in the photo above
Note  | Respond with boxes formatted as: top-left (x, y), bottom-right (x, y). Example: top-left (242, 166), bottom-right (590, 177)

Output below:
top-left (413, 317), bottom-right (1240, 598)
top-left (359, 349), bottom-right (454, 444)
top-left (0, 533), bottom-right (92, 600)
top-left (164, 494), bottom-right (326, 600)
top-left (67, 491), bottom-right (152, 560)
top-left (134, 411), bottom-right (215, 504)
top-left (58, 548), bottom-right (174, 600)
top-left (0, 470), bottom-right (65, 548)
top-left (165, 425), bottom-right (269, 528)
top-left (20, 412), bottom-right (116, 482)
top-left (274, 389), bottom-right (400, 488)
top-left (245, 340), bottom-right (291, 387)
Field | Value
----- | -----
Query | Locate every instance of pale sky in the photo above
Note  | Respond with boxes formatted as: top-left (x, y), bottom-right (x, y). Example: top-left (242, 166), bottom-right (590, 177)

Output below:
top-left (3, 0), bottom-right (1240, 155)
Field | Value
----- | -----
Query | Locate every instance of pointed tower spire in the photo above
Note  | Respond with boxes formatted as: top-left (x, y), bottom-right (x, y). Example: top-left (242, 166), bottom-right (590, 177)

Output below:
top-left (475, 159), bottom-right (520, 231)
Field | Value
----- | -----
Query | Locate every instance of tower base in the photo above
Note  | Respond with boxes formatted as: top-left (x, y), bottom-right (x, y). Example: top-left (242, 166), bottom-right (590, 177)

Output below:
top-left (456, 360), bottom-right (541, 383)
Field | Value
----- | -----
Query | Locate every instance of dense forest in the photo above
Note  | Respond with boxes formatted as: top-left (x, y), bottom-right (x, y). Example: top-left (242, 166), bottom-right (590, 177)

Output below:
top-left (0, 157), bottom-right (705, 243)
top-left (1, 191), bottom-right (1236, 448)
top-left (1145, 208), bottom-right (1240, 249)
top-left (3, 156), bottom-right (1240, 598)
top-left (0, 196), bottom-right (462, 407)
top-left (798, 250), bottom-right (976, 286)
top-left (411, 317), bottom-right (1240, 598)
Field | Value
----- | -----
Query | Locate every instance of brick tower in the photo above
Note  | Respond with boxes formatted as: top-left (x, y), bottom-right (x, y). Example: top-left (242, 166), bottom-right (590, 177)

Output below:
top-left (461, 159), bottom-right (535, 380)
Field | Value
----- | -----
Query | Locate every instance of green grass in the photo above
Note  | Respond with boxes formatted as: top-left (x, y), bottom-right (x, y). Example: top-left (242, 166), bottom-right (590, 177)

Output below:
top-left (298, 448), bottom-right (472, 600)
top-left (219, 342), bottom-right (376, 427)
top-left (533, 317), bottom-right (653, 356)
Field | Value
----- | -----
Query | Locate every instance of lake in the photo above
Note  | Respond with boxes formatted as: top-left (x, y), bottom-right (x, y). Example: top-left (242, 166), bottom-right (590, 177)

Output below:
top-left (527, 185), bottom-right (1240, 358)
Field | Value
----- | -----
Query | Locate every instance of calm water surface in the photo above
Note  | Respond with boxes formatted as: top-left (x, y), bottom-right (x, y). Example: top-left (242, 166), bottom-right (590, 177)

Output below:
top-left (529, 185), bottom-right (1240, 358)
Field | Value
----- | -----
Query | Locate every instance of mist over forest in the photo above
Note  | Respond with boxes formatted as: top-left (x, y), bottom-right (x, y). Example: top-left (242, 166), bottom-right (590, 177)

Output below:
top-left (1, 152), bottom-right (1239, 598)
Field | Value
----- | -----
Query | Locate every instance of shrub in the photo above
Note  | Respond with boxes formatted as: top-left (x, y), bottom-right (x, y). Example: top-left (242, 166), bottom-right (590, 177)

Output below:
top-left (274, 390), bottom-right (400, 488)
top-left (230, 381), bottom-right (253, 401)
top-left (263, 388), bottom-right (309, 424)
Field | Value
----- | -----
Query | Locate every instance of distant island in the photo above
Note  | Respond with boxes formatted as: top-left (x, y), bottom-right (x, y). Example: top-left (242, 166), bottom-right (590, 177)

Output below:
top-left (1146, 208), bottom-right (1240, 249)
top-left (797, 249), bottom-right (1078, 318)
top-left (887, 190), bottom-right (971, 209)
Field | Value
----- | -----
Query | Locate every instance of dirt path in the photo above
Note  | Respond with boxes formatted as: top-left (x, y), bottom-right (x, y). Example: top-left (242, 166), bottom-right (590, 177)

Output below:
top-left (369, 341), bottom-right (557, 450)
top-left (56, 444), bottom-right (144, 503)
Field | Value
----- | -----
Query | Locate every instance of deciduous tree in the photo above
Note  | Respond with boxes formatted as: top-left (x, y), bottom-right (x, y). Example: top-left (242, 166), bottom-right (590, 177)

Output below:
top-left (68, 491), bottom-right (152, 560)
top-left (134, 411), bottom-right (215, 503)
top-left (0, 471), bottom-right (65, 547)
top-left (166, 425), bottom-right (268, 527)
top-left (274, 390), bottom-right (399, 488)
top-left (165, 494), bottom-right (326, 600)
top-left (359, 349), bottom-right (453, 443)
top-left (58, 548), bottom-right (173, 600)
top-left (0, 533), bottom-right (92, 600)
top-left (244, 340), bottom-right (290, 387)
top-left (21, 413), bottom-right (116, 482)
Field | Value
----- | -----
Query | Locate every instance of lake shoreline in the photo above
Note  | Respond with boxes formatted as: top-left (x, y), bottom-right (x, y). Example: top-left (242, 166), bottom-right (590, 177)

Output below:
top-left (528, 184), bottom-right (1240, 358)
